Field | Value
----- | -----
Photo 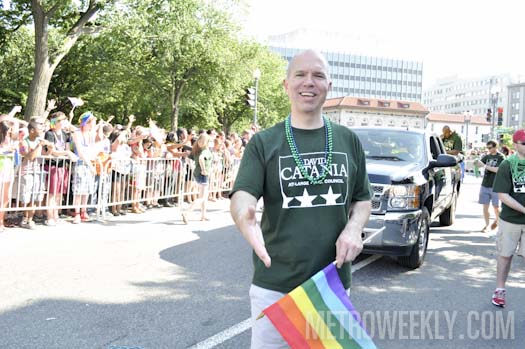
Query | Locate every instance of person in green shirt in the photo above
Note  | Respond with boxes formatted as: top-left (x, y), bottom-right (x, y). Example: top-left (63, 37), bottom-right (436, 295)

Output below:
top-left (491, 129), bottom-right (525, 308)
top-left (441, 125), bottom-right (463, 156)
top-left (475, 140), bottom-right (505, 232)
top-left (442, 125), bottom-right (465, 180)
top-left (230, 50), bottom-right (372, 348)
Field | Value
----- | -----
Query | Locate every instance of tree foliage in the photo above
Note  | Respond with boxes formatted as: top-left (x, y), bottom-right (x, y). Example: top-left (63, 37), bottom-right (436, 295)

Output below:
top-left (0, 0), bottom-right (107, 119)
top-left (0, 26), bottom-right (33, 107)
top-left (1, 0), bottom-right (290, 132)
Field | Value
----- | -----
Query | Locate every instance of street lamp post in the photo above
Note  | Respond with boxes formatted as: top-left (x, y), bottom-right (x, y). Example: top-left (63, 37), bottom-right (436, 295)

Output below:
top-left (464, 110), bottom-right (472, 150)
top-left (253, 68), bottom-right (261, 125)
top-left (490, 84), bottom-right (501, 140)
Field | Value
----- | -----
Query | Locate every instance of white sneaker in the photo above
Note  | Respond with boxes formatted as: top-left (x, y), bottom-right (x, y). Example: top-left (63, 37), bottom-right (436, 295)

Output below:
top-left (21, 220), bottom-right (36, 230)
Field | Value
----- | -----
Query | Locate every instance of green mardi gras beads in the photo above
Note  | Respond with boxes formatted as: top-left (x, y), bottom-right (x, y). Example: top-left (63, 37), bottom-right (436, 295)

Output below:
top-left (285, 115), bottom-right (333, 185)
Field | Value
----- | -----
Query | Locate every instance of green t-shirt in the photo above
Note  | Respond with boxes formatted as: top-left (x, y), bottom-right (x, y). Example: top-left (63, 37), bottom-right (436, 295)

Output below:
top-left (492, 158), bottom-right (525, 224)
top-left (442, 132), bottom-right (462, 152)
top-left (480, 153), bottom-right (505, 188)
top-left (193, 148), bottom-right (212, 177)
top-left (231, 121), bottom-right (371, 293)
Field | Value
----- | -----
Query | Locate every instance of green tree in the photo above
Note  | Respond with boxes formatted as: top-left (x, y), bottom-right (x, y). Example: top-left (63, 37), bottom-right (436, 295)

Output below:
top-left (213, 42), bottom-right (289, 133)
top-left (32, 0), bottom-right (289, 132)
top-left (115, 0), bottom-right (241, 130)
top-left (0, 0), bottom-right (108, 119)
top-left (0, 26), bottom-right (33, 109)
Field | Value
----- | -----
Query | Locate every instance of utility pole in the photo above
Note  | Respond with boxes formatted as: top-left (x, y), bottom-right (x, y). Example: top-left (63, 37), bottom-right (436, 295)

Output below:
top-left (490, 78), bottom-right (501, 140)
top-left (253, 68), bottom-right (261, 125)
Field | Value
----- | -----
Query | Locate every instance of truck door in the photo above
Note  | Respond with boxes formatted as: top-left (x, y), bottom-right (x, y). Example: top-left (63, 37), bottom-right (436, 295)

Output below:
top-left (437, 136), bottom-right (455, 207)
top-left (429, 136), bottom-right (448, 218)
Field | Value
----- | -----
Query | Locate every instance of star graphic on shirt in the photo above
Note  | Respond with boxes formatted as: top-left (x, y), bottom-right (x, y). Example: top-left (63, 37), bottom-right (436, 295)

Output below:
top-left (295, 188), bottom-right (317, 207)
top-left (282, 193), bottom-right (295, 208)
top-left (320, 186), bottom-right (341, 205)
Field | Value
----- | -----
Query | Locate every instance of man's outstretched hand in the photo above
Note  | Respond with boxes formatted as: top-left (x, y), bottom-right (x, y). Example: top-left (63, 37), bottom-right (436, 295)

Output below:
top-left (231, 191), bottom-right (272, 269)
top-left (242, 205), bottom-right (271, 268)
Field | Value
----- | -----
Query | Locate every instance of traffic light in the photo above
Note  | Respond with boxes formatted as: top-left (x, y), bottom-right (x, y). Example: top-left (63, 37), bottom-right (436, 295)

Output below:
top-left (486, 108), bottom-right (492, 123)
top-left (497, 107), bottom-right (503, 126)
top-left (245, 87), bottom-right (256, 108)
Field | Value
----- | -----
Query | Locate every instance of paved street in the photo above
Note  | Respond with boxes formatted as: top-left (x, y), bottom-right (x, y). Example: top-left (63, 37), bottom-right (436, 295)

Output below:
top-left (1, 174), bottom-right (523, 348)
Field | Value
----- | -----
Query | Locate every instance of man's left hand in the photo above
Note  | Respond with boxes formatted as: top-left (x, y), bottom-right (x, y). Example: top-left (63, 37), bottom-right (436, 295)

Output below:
top-left (335, 229), bottom-right (363, 268)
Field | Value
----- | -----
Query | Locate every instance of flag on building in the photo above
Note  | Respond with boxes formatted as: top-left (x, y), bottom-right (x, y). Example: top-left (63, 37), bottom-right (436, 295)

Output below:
top-left (262, 263), bottom-right (376, 349)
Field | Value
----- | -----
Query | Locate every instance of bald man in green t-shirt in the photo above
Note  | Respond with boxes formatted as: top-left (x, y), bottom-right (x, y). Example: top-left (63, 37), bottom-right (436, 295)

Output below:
top-left (441, 125), bottom-right (463, 156)
top-left (230, 50), bottom-right (372, 348)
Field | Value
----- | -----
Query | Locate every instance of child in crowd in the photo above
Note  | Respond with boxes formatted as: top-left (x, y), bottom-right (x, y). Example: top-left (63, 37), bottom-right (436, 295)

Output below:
top-left (71, 112), bottom-right (97, 224)
top-left (0, 119), bottom-right (17, 231)
top-left (18, 118), bottom-right (53, 229)
top-left (44, 111), bottom-right (77, 226)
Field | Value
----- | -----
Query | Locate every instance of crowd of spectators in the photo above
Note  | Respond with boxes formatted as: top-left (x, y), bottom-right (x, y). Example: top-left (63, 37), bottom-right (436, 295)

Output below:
top-left (0, 102), bottom-right (256, 232)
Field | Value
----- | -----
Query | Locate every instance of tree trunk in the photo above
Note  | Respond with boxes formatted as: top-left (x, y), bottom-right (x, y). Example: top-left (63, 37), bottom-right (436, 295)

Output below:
top-left (25, 59), bottom-right (53, 120)
top-left (220, 111), bottom-right (230, 133)
top-left (25, 0), bottom-right (48, 120)
top-left (24, 0), bottom-right (101, 120)
top-left (170, 105), bottom-right (178, 132)
top-left (170, 80), bottom-right (185, 131)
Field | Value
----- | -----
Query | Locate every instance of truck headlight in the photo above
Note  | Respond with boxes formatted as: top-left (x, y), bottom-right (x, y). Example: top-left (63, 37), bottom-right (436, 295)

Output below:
top-left (388, 185), bottom-right (420, 209)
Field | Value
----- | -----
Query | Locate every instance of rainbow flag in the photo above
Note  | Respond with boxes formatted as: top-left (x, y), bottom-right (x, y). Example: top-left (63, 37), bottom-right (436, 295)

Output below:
top-left (262, 263), bottom-right (376, 349)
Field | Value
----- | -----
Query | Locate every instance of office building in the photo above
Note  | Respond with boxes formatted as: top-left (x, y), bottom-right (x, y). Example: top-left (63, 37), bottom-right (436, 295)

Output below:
top-left (507, 82), bottom-right (525, 129)
top-left (422, 75), bottom-right (514, 126)
top-left (267, 29), bottom-right (423, 101)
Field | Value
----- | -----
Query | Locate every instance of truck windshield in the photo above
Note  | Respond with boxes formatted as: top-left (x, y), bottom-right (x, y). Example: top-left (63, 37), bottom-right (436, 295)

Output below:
top-left (355, 130), bottom-right (425, 162)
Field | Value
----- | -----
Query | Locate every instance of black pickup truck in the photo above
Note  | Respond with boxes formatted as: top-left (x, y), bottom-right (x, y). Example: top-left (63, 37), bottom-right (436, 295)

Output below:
top-left (353, 127), bottom-right (461, 269)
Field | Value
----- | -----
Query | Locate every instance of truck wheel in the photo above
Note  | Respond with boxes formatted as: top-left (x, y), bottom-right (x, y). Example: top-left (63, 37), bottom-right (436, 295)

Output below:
top-left (439, 192), bottom-right (457, 226)
top-left (398, 207), bottom-right (429, 269)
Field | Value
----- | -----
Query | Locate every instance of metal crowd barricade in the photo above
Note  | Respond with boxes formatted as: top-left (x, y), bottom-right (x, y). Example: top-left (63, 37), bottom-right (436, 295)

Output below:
top-left (0, 154), bottom-right (241, 221)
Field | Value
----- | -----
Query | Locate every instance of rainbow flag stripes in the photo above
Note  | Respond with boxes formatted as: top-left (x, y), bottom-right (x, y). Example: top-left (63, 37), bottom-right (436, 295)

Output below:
top-left (262, 263), bottom-right (376, 349)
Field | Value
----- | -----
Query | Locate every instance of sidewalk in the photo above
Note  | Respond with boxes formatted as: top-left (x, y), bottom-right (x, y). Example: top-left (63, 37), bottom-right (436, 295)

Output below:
top-left (0, 198), bottom-right (234, 235)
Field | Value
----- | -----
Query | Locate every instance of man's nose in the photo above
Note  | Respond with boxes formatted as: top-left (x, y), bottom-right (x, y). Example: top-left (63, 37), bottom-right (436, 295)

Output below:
top-left (302, 73), bottom-right (315, 86)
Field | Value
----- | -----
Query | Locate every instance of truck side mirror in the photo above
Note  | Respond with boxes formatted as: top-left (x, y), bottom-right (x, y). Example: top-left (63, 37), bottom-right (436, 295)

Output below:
top-left (429, 154), bottom-right (457, 169)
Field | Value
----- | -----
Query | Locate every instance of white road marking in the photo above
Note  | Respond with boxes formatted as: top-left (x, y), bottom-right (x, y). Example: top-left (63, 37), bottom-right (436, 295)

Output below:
top-left (187, 318), bottom-right (252, 349)
top-left (352, 254), bottom-right (382, 272)
top-left (188, 254), bottom-right (380, 348)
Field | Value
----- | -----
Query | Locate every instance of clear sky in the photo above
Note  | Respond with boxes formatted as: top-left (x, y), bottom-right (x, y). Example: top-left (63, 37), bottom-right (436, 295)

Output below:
top-left (242, 0), bottom-right (525, 88)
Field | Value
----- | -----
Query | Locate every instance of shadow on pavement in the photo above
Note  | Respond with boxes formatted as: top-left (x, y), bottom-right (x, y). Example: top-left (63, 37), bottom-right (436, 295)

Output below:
top-left (0, 224), bottom-right (253, 349)
top-left (351, 223), bottom-right (524, 349)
